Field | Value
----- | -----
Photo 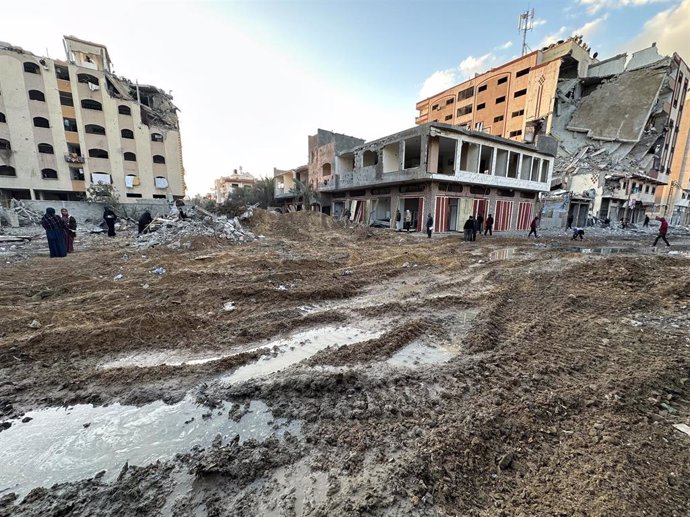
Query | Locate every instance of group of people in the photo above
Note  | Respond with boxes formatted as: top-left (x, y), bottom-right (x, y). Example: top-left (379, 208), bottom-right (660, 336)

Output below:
top-left (40, 208), bottom-right (77, 258)
top-left (395, 209), bottom-right (414, 232)
top-left (462, 213), bottom-right (494, 241)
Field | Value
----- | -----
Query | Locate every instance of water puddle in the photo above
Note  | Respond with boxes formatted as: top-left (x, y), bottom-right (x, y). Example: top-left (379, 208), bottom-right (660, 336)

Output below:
top-left (387, 341), bottom-right (456, 367)
top-left (561, 247), bottom-right (634, 255)
top-left (488, 248), bottom-right (516, 261)
top-left (221, 326), bottom-right (383, 385)
top-left (100, 351), bottom-right (225, 369)
top-left (0, 399), bottom-right (298, 499)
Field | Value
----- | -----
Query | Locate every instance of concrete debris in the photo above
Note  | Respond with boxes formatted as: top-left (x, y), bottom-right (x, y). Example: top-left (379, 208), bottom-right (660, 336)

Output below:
top-left (223, 302), bottom-right (236, 312)
top-left (151, 267), bottom-right (167, 275)
top-left (673, 423), bottom-right (690, 438)
top-left (28, 320), bottom-right (41, 329)
top-left (135, 215), bottom-right (255, 250)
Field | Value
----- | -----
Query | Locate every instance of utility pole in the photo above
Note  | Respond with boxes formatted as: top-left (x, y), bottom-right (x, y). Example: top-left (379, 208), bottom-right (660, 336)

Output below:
top-left (518, 9), bottom-right (534, 56)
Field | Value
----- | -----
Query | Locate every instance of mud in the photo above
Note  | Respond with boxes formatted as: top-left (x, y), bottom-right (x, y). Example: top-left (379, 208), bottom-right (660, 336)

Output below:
top-left (1, 211), bottom-right (690, 516)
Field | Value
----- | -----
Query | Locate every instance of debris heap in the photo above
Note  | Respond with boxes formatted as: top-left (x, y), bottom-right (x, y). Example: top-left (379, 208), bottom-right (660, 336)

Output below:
top-left (135, 213), bottom-right (255, 249)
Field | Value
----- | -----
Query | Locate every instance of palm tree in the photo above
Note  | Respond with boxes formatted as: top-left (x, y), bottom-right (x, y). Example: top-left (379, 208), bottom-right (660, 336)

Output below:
top-left (291, 179), bottom-right (321, 211)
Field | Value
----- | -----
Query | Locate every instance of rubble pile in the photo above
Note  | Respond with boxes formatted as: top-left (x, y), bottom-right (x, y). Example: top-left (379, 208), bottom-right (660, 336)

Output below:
top-left (135, 214), bottom-right (256, 249)
top-left (0, 202), bottom-right (43, 227)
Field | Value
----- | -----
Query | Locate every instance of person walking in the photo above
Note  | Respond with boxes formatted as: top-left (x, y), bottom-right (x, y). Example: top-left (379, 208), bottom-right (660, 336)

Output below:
top-left (404, 209), bottom-right (412, 232)
top-left (41, 208), bottom-right (68, 258)
top-left (472, 215), bottom-right (479, 241)
top-left (652, 216), bottom-right (670, 247)
top-left (566, 213), bottom-right (574, 229)
top-left (571, 227), bottom-right (585, 240)
top-left (60, 208), bottom-right (77, 253)
top-left (484, 214), bottom-right (494, 236)
top-left (528, 216), bottom-right (539, 238)
top-left (463, 215), bottom-right (474, 242)
top-left (426, 213), bottom-right (433, 238)
top-left (103, 207), bottom-right (117, 237)
top-left (138, 209), bottom-right (153, 235)
top-left (395, 209), bottom-right (402, 232)
top-left (643, 214), bottom-right (650, 227)
top-left (476, 213), bottom-right (484, 234)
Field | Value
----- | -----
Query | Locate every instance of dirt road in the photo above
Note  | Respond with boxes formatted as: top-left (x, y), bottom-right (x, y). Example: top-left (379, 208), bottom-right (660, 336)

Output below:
top-left (1, 211), bottom-right (689, 516)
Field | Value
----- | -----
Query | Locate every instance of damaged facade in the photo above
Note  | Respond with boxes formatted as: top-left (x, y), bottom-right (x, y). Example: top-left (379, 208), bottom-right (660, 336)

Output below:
top-left (0, 36), bottom-right (186, 204)
top-left (213, 168), bottom-right (256, 203)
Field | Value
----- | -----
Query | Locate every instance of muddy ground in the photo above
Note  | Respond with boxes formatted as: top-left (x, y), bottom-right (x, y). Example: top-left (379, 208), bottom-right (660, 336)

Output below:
top-left (1, 210), bottom-right (689, 516)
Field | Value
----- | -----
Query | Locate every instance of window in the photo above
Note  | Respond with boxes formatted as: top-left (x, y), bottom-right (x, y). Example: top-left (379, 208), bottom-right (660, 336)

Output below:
top-left (0, 112), bottom-right (5, 123)
top-left (70, 168), bottom-right (85, 181)
top-left (151, 133), bottom-right (164, 142)
top-left (457, 86), bottom-right (474, 101)
top-left (59, 91), bottom-right (74, 107)
top-left (363, 150), bottom-right (378, 166)
top-left (38, 143), bottom-right (54, 154)
top-left (446, 98), bottom-right (454, 105)
top-left (121, 129), bottom-right (134, 139)
top-left (496, 96), bottom-right (506, 104)
top-left (507, 152), bottom-right (519, 178)
top-left (77, 73), bottom-right (99, 86)
top-left (516, 67), bottom-right (530, 78)
top-left (494, 115), bottom-right (504, 123)
top-left (153, 154), bottom-right (166, 164)
top-left (124, 152), bottom-right (137, 161)
top-left (118, 105), bottom-right (131, 115)
top-left (55, 65), bottom-right (70, 81)
top-left (478, 84), bottom-right (487, 92)
top-left (63, 118), bottom-right (78, 132)
top-left (126, 193), bottom-right (143, 198)
top-left (88, 148), bottom-right (109, 159)
top-left (514, 89), bottom-right (527, 98)
top-left (475, 121), bottom-right (484, 131)
top-left (645, 185), bottom-right (650, 193)
top-left (41, 168), bottom-right (58, 179)
top-left (652, 187), bottom-right (656, 195)
top-left (81, 99), bottom-right (102, 111)
top-left (512, 109), bottom-right (525, 117)
top-left (497, 77), bottom-right (508, 85)
top-left (431, 104), bottom-right (439, 111)
top-left (509, 130), bottom-right (523, 137)
top-left (33, 117), bottom-right (50, 128)
top-left (85, 124), bottom-right (106, 135)
top-left (477, 103), bottom-right (486, 110)
top-left (457, 105), bottom-right (472, 116)
top-left (0, 165), bottom-right (16, 177)
top-left (0, 139), bottom-right (10, 151)
top-left (24, 62), bottom-right (40, 74)
top-left (28, 90), bottom-right (45, 102)
top-left (479, 145), bottom-right (494, 174)
top-left (445, 114), bottom-right (452, 121)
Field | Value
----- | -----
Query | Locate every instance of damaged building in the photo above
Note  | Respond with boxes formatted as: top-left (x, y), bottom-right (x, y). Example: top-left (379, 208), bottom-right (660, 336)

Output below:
top-left (213, 168), bottom-right (256, 203)
top-left (0, 36), bottom-right (186, 203)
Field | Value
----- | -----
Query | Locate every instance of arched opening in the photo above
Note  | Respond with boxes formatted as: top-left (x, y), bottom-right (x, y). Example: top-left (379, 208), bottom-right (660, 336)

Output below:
top-left (41, 168), bottom-right (58, 179)
top-left (77, 73), bottom-right (99, 86)
top-left (23, 62), bottom-right (40, 74)
top-left (85, 124), bottom-right (106, 135)
top-left (0, 139), bottom-right (11, 151)
top-left (0, 113), bottom-right (5, 123)
top-left (28, 90), bottom-right (46, 101)
top-left (118, 105), bottom-right (131, 115)
top-left (153, 155), bottom-right (166, 164)
top-left (33, 117), bottom-right (50, 128)
top-left (38, 143), bottom-right (54, 154)
top-left (88, 148), bottom-right (109, 159)
top-left (151, 133), bottom-right (164, 142)
top-left (0, 165), bottom-right (17, 177)
top-left (121, 129), bottom-right (134, 139)
top-left (124, 152), bottom-right (137, 162)
top-left (81, 99), bottom-right (102, 111)
top-left (322, 163), bottom-right (332, 176)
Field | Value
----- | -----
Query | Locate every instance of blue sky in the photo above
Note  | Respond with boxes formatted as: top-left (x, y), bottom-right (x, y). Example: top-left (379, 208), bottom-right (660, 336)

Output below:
top-left (3, 0), bottom-right (689, 195)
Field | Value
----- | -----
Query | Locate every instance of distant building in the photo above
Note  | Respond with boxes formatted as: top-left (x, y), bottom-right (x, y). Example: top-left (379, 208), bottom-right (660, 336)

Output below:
top-left (213, 168), bottom-right (256, 203)
top-left (0, 36), bottom-right (186, 204)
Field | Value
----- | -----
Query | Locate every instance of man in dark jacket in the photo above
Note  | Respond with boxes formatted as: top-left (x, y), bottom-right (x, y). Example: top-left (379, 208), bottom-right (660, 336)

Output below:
top-left (528, 216), bottom-right (539, 238)
top-left (42, 207), bottom-right (68, 258)
top-left (426, 213), bottom-right (433, 238)
top-left (103, 207), bottom-right (117, 237)
top-left (463, 216), bottom-right (474, 242)
top-left (476, 213), bottom-right (484, 235)
top-left (484, 214), bottom-right (494, 236)
top-left (138, 210), bottom-right (153, 234)
top-left (652, 216), bottom-right (670, 247)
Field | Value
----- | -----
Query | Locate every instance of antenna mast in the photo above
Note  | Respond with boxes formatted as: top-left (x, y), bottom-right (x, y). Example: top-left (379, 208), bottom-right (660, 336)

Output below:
top-left (518, 9), bottom-right (534, 56)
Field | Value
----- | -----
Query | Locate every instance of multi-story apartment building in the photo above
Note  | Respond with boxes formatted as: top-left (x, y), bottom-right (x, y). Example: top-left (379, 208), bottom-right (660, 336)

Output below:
top-left (661, 98), bottom-right (690, 224)
top-left (213, 168), bottom-right (256, 203)
top-left (0, 36), bottom-right (185, 204)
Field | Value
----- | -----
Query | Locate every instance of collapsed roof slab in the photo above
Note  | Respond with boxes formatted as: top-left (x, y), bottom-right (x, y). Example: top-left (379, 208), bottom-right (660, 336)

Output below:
top-left (566, 65), bottom-right (668, 143)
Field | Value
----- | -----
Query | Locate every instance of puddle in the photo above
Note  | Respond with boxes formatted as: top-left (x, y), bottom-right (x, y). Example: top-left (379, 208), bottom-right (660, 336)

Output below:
top-left (387, 341), bottom-right (456, 367)
top-left (488, 248), bottom-right (516, 261)
top-left (0, 399), bottom-right (298, 499)
top-left (560, 247), bottom-right (635, 255)
top-left (100, 350), bottom-right (225, 369)
top-left (221, 326), bottom-right (383, 385)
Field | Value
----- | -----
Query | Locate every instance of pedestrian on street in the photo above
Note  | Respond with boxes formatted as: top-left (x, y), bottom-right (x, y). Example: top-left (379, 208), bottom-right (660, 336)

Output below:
top-left (476, 213), bottom-right (484, 234)
top-left (60, 208), bottom-right (77, 253)
top-left (571, 227), bottom-right (585, 240)
top-left (138, 210), bottom-right (153, 234)
top-left (643, 214), bottom-right (650, 227)
top-left (404, 209), bottom-right (412, 232)
top-left (472, 215), bottom-right (479, 241)
top-left (395, 209), bottom-right (402, 232)
top-left (103, 207), bottom-right (117, 237)
top-left (484, 214), bottom-right (494, 236)
top-left (41, 207), bottom-right (68, 258)
top-left (463, 215), bottom-right (474, 242)
top-left (426, 213), bottom-right (433, 238)
top-left (528, 216), bottom-right (539, 238)
top-left (652, 216), bottom-right (670, 247)
top-left (566, 213), bottom-right (574, 229)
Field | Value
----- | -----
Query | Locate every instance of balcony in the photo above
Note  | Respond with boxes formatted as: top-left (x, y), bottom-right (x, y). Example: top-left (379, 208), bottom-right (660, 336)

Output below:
top-left (64, 153), bottom-right (85, 164)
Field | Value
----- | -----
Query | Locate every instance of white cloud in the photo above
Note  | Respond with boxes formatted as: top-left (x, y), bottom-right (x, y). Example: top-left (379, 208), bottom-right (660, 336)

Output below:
top-left (573, 14), bottom-right (609, 39)
top-left (538, 26), bottom-right (569, 48)
top-left (497, 40), bottom-right (514, 50)
top-left (419, 69), bottom-right (458, 99)
top-left (418, 52), bottom-right (498, 99)
top-left (459, 53), bottom-right (498, 79)
top-left (579, 0), bottom-right (671, 15)
top-left (624, 0), bottom-right (690, 63)
top-left (533, 18), bottom-right (548, 27)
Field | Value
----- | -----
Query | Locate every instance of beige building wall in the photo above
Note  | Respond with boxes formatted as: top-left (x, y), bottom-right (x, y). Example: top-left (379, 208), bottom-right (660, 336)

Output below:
top-left (0, 38), bottom-right (185, 203)
top-left (657, 98), bottom-right (690, 215)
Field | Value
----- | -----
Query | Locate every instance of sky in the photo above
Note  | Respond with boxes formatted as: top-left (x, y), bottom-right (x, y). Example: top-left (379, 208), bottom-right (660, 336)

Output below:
top-left (3, 0), bottom-right (689, 196)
